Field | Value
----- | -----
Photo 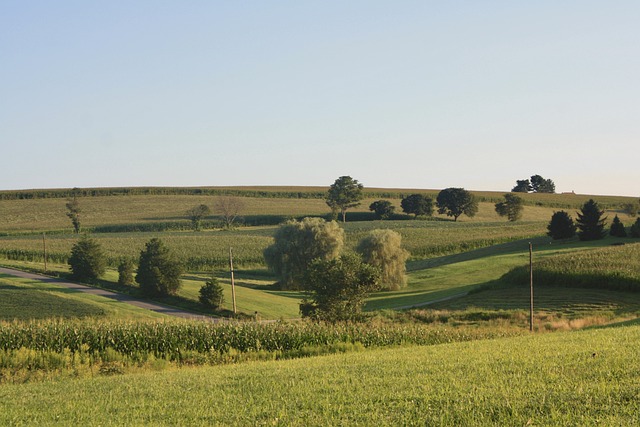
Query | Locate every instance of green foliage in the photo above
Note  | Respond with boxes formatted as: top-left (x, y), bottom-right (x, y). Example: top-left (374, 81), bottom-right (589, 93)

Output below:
top-left (117, 258), bottom-right (135, 286)
top-left (136, 238), bottom-right (184, 297)
top-left (300, 253), bottom-right (380, 322)
top-left (547, 211), bottom-right (577, 240)
top-left (400, 194), bottom-right (433, 217)
top-left (65, 197), bottom-right (81, 233)
top-left (263, 218), bottom-right (344, 290)
top-left (436, 188), bottom-right (478, 221)
top-left (576, 199), bottom-right (607, 241)
top-left (199, 274), bottom-right (225, 309)
top-left (368, 200), bottom-right (395, 220)
top-left (326, 176), bottom-right (364, 222)
top-left (68, 236), bottom-right (106, 281)
top-left (530, 174), bottom-right (555, 193)
top-left (622, 201), bottom-right (639, 217)
top-left (494, 193), bottom-right (524, 222)
top-left (610, 215), bottom-right (627, 237)
top-left (356, 229), bottom-right (409, 290)
top-left (511, 179), bottom-right (532, 193)
top-left (630, 218), bottom-right (640, 238)
top-left (186, 204), bottom-right (210, 231)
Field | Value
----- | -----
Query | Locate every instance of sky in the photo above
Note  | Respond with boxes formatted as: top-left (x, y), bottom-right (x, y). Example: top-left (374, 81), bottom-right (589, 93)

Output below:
top-left (1, 1), bottom-right (639, 196)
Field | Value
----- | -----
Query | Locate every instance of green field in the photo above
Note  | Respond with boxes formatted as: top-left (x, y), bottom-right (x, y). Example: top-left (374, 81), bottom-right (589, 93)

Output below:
top-left (1, 323), bottom-right (638, 425)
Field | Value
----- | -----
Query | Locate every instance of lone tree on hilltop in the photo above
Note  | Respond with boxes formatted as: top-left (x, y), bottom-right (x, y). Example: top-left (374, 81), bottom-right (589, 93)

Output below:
top-left (369, 200), bottom-right (395, 220)
top-left (400, 194), bottom-right (433, 217)
top-left (263, 217), bottom-right (344, 290)
top-left (300, 253), bottom-right (380, 322)
top-left (547, 211), bottom-right (577, 240)
top-left (495, 193), bottom-right (524, 222)
top-left (186, 204), bottom-right (210, 231)
top-left (576, 199), bottom-right (607, 241)
top-left (136, 238), bottom-right (184, 297)
top-left (326, 176), bottom-right (364, 222)
top-left (356, 229), bottom-right (409, 291)
top-left (530, 174), bottom-right (556, 193)
top-left (65, 196), bottom-right (82, 233)
top-left (436, 188), bottom-right (478, 221)
top-left (610, 215), bottom-right (627, 237)
top-left (511, 179), bottom-right (532, 193)
top-left (68, 236), bottom-right (106, 281)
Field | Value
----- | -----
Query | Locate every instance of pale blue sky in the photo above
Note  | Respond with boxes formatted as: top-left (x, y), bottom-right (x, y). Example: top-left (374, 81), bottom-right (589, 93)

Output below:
top-left (2, 1), bottom-right (639, 195)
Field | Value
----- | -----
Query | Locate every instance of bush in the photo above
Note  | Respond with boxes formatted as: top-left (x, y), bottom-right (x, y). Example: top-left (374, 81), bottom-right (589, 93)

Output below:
top-left (300, 253), bottom-right (380, 322)
top-left (136, 238), bottom-right (184, 297)
top-left (68, 236), bottom-right (106, 281)
top-left (199, 274), bottom-right (225, 310)
top-left (263, 218), bottom-right (344, 290)
top-left (547, 211), bottom-right (577, 240)
top-left (356, 229), bottom-right (409, 290)
top-left (117, 259), bottom-right (135, 286)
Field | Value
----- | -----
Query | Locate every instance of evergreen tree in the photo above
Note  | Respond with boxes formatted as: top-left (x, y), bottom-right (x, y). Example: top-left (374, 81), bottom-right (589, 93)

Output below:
top-left (68, 236), bottom-right (106, 281)
top-left (610, 215), bottom-right (627, 237)
top-left (629, 218), bottom-right (640, 238)
top-left (199, 274), bottom-right (225, 310)
top-left (576, 199), bottom-right (607, 241)
top-left (117, 259), bottom-right (135, 285)
top-left (547, 211), bottom-right (577, 240)
top-left (136, 238), bottom-right (184, 296)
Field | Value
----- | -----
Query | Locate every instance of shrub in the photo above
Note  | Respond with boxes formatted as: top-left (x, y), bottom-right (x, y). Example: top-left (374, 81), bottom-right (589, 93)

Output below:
top-left (117, 259), bottom-right (135, 286)
top-left (356, 229), bottom-right (409, 290)
top-left (68, 236), bottom-right (106, 281)
top-left (199, 274), bottom-right (225, 310)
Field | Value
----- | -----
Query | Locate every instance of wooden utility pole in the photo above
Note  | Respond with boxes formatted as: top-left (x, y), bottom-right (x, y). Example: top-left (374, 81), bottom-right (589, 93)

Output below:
top-left (229, 247), bottom-right (237, 314)
top-left (42, 233), bottom-right (48, 273)
top-left (529, 242), bottom-right (534, 332)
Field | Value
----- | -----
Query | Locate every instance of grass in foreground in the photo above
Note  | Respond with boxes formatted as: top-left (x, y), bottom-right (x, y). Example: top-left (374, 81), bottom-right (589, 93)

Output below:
top-left (0, 324), bottom-right (638, 425)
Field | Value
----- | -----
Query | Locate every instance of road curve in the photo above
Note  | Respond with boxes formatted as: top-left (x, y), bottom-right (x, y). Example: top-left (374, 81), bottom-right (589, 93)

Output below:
top-left (0, 267), bottom-right (220, 322)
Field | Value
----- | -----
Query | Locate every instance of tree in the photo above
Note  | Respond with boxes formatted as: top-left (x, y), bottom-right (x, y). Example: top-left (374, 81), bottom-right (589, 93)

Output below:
top-left (356, 229), bottom-right (409, 290)
top-left (547, 211), bottom-right (577, 240)
top-left (495, 193), bottom-right (524, 222)
top-left (436, 188), bottom-right (478, 221)
top-left (511, 179), bottom-right (532, 193)
top-left (369, 200), bottom-right (395, 220)
top-left (199, 274), bottom-right (225, 310)
top-left (263, 217), bottom-right (344, 290)
top-left (214, 196), bottom-right (245, 229)
top-left (300, 253), bottom-right (380, 322)
top-left (530, 175), bottom-right (556, 193)
top-left (117, 259), bottom-right (135, 286)
top-left (136, 238), bottom-right (184, 296)
top-left (68, 236), bottom-right (106, 281)
top-left (622, 201), bottom-right (639, 218)
top-left (400, 194), bottom-right (434, 217)
top-left (610, 215), bottom-right (627, 237)
top-left (630, 218), bottom-right (640, 238)
top-left (326, 176), bottom-right (364, 222)
top-left (65, 196), bottom-right (81, 233)
top-left (186, 204), bottom-right (210, 231)
top-left (576, 199), bottom-right (607, 241)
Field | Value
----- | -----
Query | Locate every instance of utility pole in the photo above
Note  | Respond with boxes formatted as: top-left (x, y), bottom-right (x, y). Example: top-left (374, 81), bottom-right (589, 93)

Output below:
top-left (229, 247), bottom-right (237, 314)
top-left (529, 242), bottom-right (534, 332)
top-left (42, 233), bottom-right (47, 273)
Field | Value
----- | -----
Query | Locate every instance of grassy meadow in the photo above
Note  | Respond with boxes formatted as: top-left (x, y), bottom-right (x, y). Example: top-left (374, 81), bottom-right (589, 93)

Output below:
top-left (1, 323), bottom-right (638, 425)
